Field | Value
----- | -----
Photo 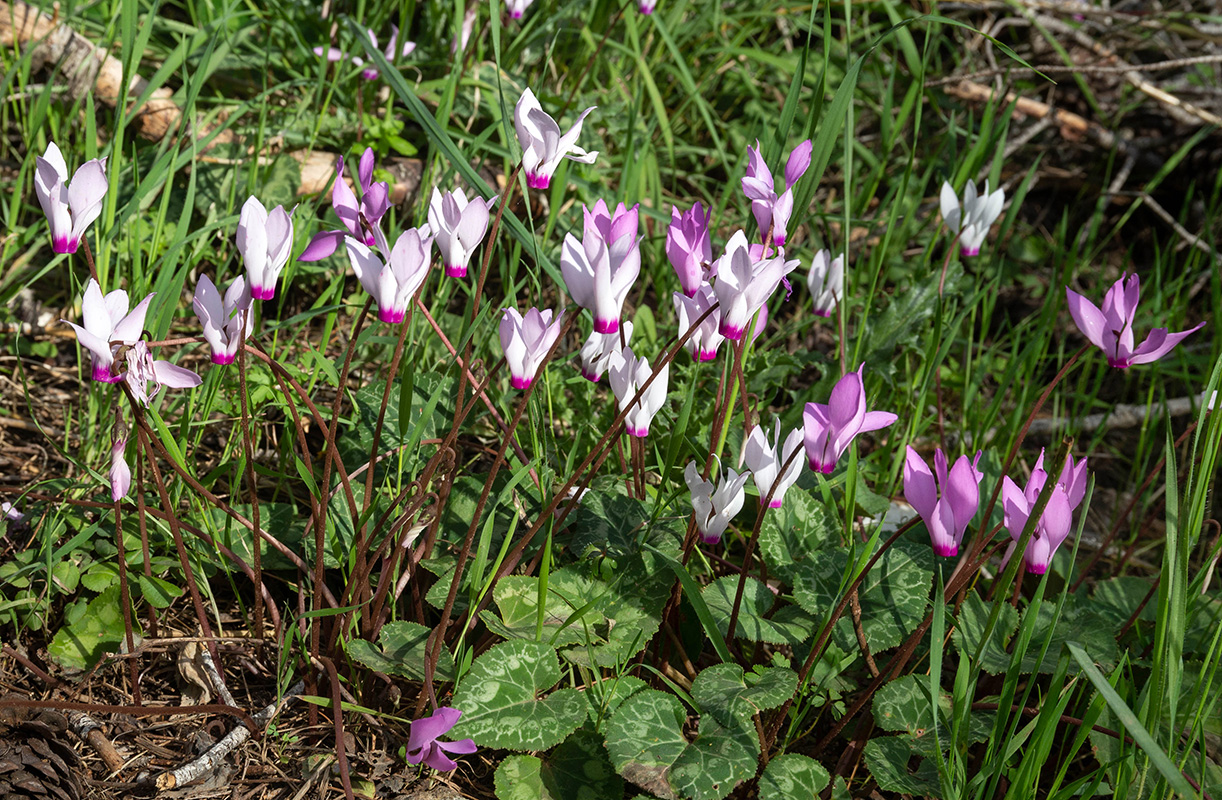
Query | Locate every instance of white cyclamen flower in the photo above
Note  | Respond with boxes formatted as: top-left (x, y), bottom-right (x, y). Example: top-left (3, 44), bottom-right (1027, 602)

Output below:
top-left (345, 228), bottom-right (434, 324)
top-left (578, 320), bottom-right (632, 383)
top-left (34, 141), bottom-right (108, 254)
top-left (685, 460), bottom-right (749, 545)
top-left (62, 279), bottom-right (155, 383)
top-left (673, 286), bottom-right (724, 362)
top-left (940, 179), bottom-right (1005, 257)
top-left (514, 88), bottom-right (598, 189)
top-left (807, 249), bottom-right (844, 318)
top-left (712, 230), bottom-right (799, 340)
top-left (499, 307), bottom-right (565, 390)
top-left (237, 196), bottom-right (295, 299)
top-left (193, 274), bottom-right (254, 365)
top-left (608, 347), bottom-right (668, 438)
top-left (428, 187), bottom-right (495, 278)
top-left (123, 341), bottom-right (202, 407)
top-left (744, 420), bottom-right (804, 508)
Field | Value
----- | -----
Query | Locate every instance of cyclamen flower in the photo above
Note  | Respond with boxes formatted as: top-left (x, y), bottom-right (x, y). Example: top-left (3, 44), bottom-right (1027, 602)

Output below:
top-left (745, 420), bottom-right (804, 508)
top-left (903, 447), bottom-right (984, 557)
top-left (1001, 450), bottom-right (1089, 574)
top-left (940, 179), bottom-right (1004, 257)
top-left (803, 365), bottom-right (898, 473)
top-left (62, 279), bottom-right (155, 383)
top-left (236, 196), bottom-right (295, 300)
top-left (712, 230), bottom-right (798, 340)
top-left (514, 89), bottom-right (598, 189)
top-left (807, 250), bottom-right (844, 318)
top-left (34, 142), bottom-right (108, 254)
top-left (505, 0), bottom-right (535, 18)
top-left (741, 140), bottom-right (812, 246)
top-left (673, 286), bottom-right (723, 362)
top-left (193, 275), bottom-right (253, 365)
top-left (405, 708), bottom-right (477, 772)
top-left (345, 228), bottom-right (434, 324)
top-left (560, 229), bottom-right (639, 335)
top-left (500, 307), bottom-right (565, 390)
top-left (578, 320), bottom-right (632, 382)
top-left (608, 347), bottom-right (668, 438)
top-left (1066, 273), bottom-right (1204, 369)
top-left (314, 27), bottom-right (415, 80)
top-left (1, 502), bottom-right (22, 522)
top-left (299, 149), bottom-right (390, 261)
top-left (427, 187), bottom-right (495, 278)
top-left (584, 200), bottom-right (640, 254)
top-left (667, 202), bottom-right (713, 297)
top-left (123, 341), bottom-right (202, 407)
top-left (110, 436), bottom-right (131, 502)
top-left (685, 461), bottom-right (749, 545)
top-left (639, 0), bottom-right (658, 13)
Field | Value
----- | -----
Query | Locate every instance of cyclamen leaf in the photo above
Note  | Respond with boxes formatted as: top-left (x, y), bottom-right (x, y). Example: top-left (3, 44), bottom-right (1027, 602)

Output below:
top-left (863, 736), bottom-right (941, 797)
top-left (450, 640), bottom-right (586, 751)
top-left (493, 732), bottom-right (622, 800)
top-left (758, 754), bottom-right (830, 799)
top-left (345, 620), bottom-right (454, 682)
top-left (758, 490), bottom-right (838, 581)
top-left (702, 575), bottom-right (816, 645)
top-left (691, 663), bottom-right (797, 732)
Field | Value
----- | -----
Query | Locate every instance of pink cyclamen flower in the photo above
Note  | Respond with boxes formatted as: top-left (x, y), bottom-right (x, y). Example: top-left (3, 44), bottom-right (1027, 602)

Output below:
top-left (741, 139), bottom-right (812, 247)
top-left (505, 0), bottom-right (536, 18)
top-left (110, 436), bottom-right (131, 502)
top-left (299, 149), bottom-right (390, 261)
top-left (345, 228), bottom-right (434, 324)
top-left (1, 502), bottom-right (22, 522)
top-left (584, 200), bottom-right (640, 253)
top-left (578, 320), bottom-right (632, 382)
top-left (427, 187), bottom-right (495, 278)
top-left (34, 142), bottom-right (108, 254)
top-left (685, 461), bottom-right (749, 545)
top-left (807, 250), bottom-right (844, 318)
top-left (712, 230), bottom-right (799, 340)
top-left (1066, 273), bottom-right (1204, 368)
top-left (903, 446), bottom-right (984, 557)
top-left (62, 279), bottom-right (155, 383)
top-left (123, 341), bottom-right (202, 407)
top-left (193, 275), bottom-right (253, 365)
top-left (803, 365), bottom-right (898, 473)
top-left (560, 231), bottom-right (639, 336)
top-left (608, 347), bottom-right (668, 438)
top-left (745, 420), bottom-right (804, 508)
top-left (405, 708), bottom-right (477, 772)
top-left (314, 27), bottom-right (415, 80)
top-left (500, 307), bottom-right (565, 390)
top-left (639, 0), bottom-right (658, 12)
top-left (667, 202), bottom-right (713, 297)
top-left (940, 179), bottom-right (1004, 257)
top-left (514, 88), bottom-right (598, 189)
top-left (1001, 450), bottom-right (1089, 574)
top-left (673, 286), bottom-right (724, 362)
top-left (237, 196), bottom-right (295, 300)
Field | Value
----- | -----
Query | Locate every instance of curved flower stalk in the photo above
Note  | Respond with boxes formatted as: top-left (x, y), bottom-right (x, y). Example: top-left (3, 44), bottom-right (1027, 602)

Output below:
top-left (193, 275), bottom-right (253, 365)
top-left (34, 142), bottom-right (108, 255)
top-left (803, 365), bottom-right (898, 473)
top-left (345, 228), bottom-right (434, 324)
top-left (712, 231), bottom-right (798, 340)
top-left (741, 139), bottom-right (812, 247)
top-left (578, 320), bottom-right (632, 382)
top-left (505, 0), bottom-right (536, 18)
top-left (673, 286), bottom-right (723, 362)
top-left (299, 149), bottom-right (390, 261)
top-left (608, 347), bottom-right (668, 437)
top-left (1001, 450), bottom-right (1089, 574)
top-left (940, 179), bottom-right (1005, 256)
top-left (903, 447), bottom-right (984, 557)
top-left (427, 187), bottom-right (495, 278)
top-left (62, 279), bottom-right (155, 383)
top-left (514, 88), bottom-right (598, 189)
top-left (500, 307), bottom-right (565, 390)
top-left (237, 196), bottom-right (295, 300)
top-left (745, 420), bottom-right (804, 508)
top-left (110, 436), bottom-right (131, 501)
top-left (807, 250), bottom-right (844, 318)
top-left (560, 226), bottom-right (639, 335)
top-left (1066, 273), bottom-right (1204, 368)
top-left (405, 708), bottom-right (477, 772)
top-left (685, 461), bottom-right (749, 545)
top-left (123, 341), bottom-right (202, 407)
top-left (314, 27), bottom-right (415, 80)
top-left (667, 202), bottom-right (713, 297)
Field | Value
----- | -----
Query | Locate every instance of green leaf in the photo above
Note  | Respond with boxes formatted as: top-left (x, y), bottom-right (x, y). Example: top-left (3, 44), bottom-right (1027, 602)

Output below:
top-left (137, 574), bottom-right (183, 609)
top-left (951, 592), bottom-right (1019, 675)
top-left (495, 755), bottom-right (546, 800)
top-left (792, 540), bottom-right (934, 654)
top-left (691, 663), bottom-right (796, 733)
top-left (586, 675), bottom-right (648, 724)
top-left (758, 491), bottom-right (838, 581)
top-left (758, 754), bottom-right (830, 799)
top-left (495, 730), bottom-right (624, 800)
top-left (863, 737), bottom-right (941, 797)
top-left (481, 572), bottom-right (601, 648)
top-left (450, 640), bottom-right (586, 751)
top-left (80, 562), bottom-right (120, 593)
top-left (702, 576), bottom-right (816, 645)
top-left (345, 620), bottom-right (454, 682)
top-left (48, 586), bottom-right (134, 670)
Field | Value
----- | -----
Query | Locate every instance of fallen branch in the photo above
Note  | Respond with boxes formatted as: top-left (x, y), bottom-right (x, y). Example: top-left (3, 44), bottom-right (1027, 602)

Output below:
top-left (153, 680), bottom-right (305, 791)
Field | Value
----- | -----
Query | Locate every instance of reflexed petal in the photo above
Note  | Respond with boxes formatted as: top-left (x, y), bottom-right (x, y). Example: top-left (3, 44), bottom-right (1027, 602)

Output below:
top-left (153, 360), bottom-right (202, 389)
top-left (1128, 323), bottom-right (1203, 365)
top-left (784, 140), bottom-right (812, 189)
top-left (112, 293), bottom-right (155, 344)
top-left (939, 181), bottom-right (961, 234)
top-left (903, 447), bottom-right (938, 522)
top-left (1065, 288), bottom-right (1108, 350)
top-left (298, 230), bottom-right (345, 262)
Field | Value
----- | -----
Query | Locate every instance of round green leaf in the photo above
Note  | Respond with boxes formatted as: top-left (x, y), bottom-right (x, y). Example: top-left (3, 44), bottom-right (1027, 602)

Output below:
top-left (758, 754), bottom-right (830, 799)
top-left (702, 576), bottom-right (815, 645)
